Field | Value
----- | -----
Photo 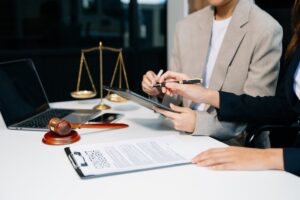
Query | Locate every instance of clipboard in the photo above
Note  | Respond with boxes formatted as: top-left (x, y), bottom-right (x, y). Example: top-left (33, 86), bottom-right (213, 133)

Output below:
top-left (65, 148), bottom-right (86, 178)
top-left (104, 86), bottom-right (178, 113)
top-left (64, 136), bottom-right (192, 179)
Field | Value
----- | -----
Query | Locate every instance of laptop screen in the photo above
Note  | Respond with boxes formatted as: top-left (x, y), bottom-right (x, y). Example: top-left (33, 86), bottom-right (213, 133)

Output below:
top-left (0, 59), bottom-right (49, 126)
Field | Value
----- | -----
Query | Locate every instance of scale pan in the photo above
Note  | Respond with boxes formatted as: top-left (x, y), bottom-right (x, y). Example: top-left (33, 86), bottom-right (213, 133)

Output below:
top-left (71, 90), bottom-right (97, 99)
top-left (107, 93), bottom-right (127, 102)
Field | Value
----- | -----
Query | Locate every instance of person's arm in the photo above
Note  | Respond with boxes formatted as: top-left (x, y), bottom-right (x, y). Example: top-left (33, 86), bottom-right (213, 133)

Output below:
top-left (163, 77), bottom-right (298, 125)
top-left (283, 148), bottom-right (300, 176)
top-left (192, 146), bottom-right (300, 176)
top-left (218, 91), bottom-right (297, 124)
top-left (192, 147), bottom-right (284, 171)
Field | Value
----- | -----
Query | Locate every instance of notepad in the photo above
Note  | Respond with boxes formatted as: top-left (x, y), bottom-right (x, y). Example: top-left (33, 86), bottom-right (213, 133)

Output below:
top-left (65, 136), bottom-right (192, 178)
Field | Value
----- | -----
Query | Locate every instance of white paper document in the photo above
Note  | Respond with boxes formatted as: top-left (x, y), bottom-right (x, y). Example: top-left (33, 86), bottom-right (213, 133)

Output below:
top-left (65, 136), bottom-right (192, 178)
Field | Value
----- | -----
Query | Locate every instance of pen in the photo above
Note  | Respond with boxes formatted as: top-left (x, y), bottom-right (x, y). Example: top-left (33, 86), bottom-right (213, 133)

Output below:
top-left (152, 78), bottom-right (203, 88)
top-left (156, 69), bottom-right (164, 78)
top-left (151, 69), bottom-right (163, 87)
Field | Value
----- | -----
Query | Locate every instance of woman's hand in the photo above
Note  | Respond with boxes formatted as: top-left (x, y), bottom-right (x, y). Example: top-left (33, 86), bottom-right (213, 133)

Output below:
top-left (153, 103), bottom-right (196, 133)
top-left (158, 71), bottom-right (206, 101)
top-left (158, 71), bottom-right (190, 82)
top-left (163, 82), bottom-right (220, 109)
top-left (164, 82), bottom-right (206, 100)
top-left (157, 71), bottom-right (220, 108)
top-left (141, 71), bottom-right (161, 96)
top-left (158, 71), bottom-right (190, 94)
top-left (192, 147), bottom-right (284, 171)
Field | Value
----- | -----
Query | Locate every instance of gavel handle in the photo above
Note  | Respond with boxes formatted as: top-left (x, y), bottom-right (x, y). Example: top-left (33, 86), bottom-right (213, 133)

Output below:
top-left (71, 123), bottom-right (128, 129)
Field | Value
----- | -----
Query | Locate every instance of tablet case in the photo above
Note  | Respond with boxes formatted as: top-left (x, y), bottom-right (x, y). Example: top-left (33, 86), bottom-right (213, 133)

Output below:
top-left (104, 86), bottom-right (177, 113)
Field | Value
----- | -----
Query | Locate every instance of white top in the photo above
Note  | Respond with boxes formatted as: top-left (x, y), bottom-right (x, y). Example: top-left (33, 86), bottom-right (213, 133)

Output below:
top-left (294, 61), bottom-right (300, 100)
top-left (194, 17), bottom-right (231, 111)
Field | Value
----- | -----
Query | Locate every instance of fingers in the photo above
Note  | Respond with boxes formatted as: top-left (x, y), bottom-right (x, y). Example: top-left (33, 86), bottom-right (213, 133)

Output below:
top-left (153, 106), bottom-right (178, 120)
top-left (163, 82), bottom-right (186, 96)
top-left (165, 82), bottom-right (182, 91)
top-left (158, 71), bottom-right (189, 83)
top-left (195, 154), bottom-right (232, 167)
top-left (158, 71), bottom-right (190, 96)
top-left (170, 103), bottom-right (190, 113)
top-left (154, 104), bottom-right (190, 115)
top-left (191, 147), bottom-right (279, 171)
top-left (142, 71), bottom-right (160, 95)
top-left (192, 147), bottom-right (232, 165)
top-left (146, 71), bottom-right (157, 84)
top-left (142, 71), bottom-right (156, 87)
top-left (191, 147), bottom-right (254, 171)
top-left (154, 105), bottom-right (196, 132)
top-left (158, 71), bottom-right (177, 83)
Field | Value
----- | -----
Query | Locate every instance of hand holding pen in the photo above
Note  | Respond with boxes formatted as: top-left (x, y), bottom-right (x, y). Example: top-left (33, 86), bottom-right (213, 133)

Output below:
top-left (155, 71), bottom-right (204, 98)
top-left (141, 69), bottom-right (164, 96)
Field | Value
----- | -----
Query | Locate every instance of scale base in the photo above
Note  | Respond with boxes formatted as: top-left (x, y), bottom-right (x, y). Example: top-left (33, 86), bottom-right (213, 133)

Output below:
top-left (93, 103), bottom-right (111, 110)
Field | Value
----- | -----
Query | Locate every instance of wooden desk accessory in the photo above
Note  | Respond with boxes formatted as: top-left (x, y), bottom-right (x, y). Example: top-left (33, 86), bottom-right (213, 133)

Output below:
top-left (42, 117), bottom-right (129, 145)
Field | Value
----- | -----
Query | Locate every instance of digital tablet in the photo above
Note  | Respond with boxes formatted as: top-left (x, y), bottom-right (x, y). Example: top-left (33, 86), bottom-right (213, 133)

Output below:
top-left (104, 86), bottom-right (177, 113)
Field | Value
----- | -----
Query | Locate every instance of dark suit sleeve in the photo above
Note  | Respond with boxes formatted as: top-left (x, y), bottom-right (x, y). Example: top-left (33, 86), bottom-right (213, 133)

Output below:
top-left (283, 148), bottom-right (300, 176)
top-left (217, 91), bottom-right (297, 124)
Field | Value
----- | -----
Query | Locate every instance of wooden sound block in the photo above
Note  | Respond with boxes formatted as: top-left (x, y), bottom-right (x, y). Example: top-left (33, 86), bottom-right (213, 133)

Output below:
top-left (42, 131), bottom-right (80, 145)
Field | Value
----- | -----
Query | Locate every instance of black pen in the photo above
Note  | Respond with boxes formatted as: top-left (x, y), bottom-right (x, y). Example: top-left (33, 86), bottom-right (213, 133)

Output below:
top-left (152, 78), bottom-right (203, 88)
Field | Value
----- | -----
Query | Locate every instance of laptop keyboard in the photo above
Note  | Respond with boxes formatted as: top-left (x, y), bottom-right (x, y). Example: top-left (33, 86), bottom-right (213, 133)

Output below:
top-left (17, 109), bottom-right (73, 128)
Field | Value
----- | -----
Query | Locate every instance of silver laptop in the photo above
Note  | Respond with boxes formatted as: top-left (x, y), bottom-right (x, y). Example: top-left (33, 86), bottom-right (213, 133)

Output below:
top-left (0, 59), bottom-right (100, 131)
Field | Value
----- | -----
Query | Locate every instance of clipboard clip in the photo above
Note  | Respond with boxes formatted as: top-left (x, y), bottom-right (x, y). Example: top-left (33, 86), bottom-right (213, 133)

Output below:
top-left (68, 151), bottom-right (88, 169)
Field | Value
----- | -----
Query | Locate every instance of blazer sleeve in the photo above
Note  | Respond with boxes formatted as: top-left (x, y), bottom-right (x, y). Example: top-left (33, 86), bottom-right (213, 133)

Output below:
top-left (218, 91), bottom-right (297, 124)
top-left (242, 20), bottom-right (282, 97)
top-left (283, 148), bottom-right (300, 176)
top-left (193, 109), bottom-right (247, 140)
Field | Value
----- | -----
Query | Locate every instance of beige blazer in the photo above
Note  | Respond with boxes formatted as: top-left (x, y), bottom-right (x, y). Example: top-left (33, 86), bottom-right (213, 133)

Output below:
top-left (167, 0), bottom-right (283, 140)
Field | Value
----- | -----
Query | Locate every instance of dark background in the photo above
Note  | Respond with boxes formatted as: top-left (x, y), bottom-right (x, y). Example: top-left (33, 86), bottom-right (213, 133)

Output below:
top-left (0, 0), bottom-right (167, 102)
top-left (0, 0), bottom-right (294, 102)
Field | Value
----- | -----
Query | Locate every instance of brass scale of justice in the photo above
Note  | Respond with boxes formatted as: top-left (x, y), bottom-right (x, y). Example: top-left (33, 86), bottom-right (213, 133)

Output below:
top-left (70, 42), bottom-right (129, 109)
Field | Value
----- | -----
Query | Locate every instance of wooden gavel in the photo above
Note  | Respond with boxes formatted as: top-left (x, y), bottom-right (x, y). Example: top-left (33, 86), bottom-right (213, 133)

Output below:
top-left (48, 117), bottom-right (129, 136)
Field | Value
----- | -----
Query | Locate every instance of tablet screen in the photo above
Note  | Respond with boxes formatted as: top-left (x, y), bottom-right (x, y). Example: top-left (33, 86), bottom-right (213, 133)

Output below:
top-left (104, 86), bottom-right (177, 113)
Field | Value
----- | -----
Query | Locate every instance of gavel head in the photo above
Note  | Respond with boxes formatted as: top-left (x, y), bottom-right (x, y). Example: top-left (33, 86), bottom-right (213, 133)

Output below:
top-left (48, 117), bottom-right (72, 136)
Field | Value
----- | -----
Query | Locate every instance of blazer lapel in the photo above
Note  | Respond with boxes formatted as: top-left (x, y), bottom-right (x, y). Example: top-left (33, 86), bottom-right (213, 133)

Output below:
top-left (183, 7), bottom-right (214, 107)
top-left (209, 0), bottom-right (251, 91)
top-left (191, 7), bottom-right (214, 78)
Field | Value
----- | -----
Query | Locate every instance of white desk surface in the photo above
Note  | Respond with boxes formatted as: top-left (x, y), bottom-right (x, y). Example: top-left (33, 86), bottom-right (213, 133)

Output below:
top-left (0, 99), bottom-right (300, 200)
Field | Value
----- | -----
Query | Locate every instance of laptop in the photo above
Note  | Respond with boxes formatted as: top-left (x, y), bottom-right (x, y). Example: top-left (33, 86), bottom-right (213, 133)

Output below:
top-left (0, 59), bottom-right (100, 131)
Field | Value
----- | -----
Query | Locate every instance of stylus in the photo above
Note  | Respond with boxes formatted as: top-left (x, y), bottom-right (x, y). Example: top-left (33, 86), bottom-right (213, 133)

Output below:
top-left (156, 69), bottom-right (164, 77)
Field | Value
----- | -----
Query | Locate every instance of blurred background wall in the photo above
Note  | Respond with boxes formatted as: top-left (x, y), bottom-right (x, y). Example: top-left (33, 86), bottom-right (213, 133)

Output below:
top-left (0, 0), bottom-right (294, 102)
